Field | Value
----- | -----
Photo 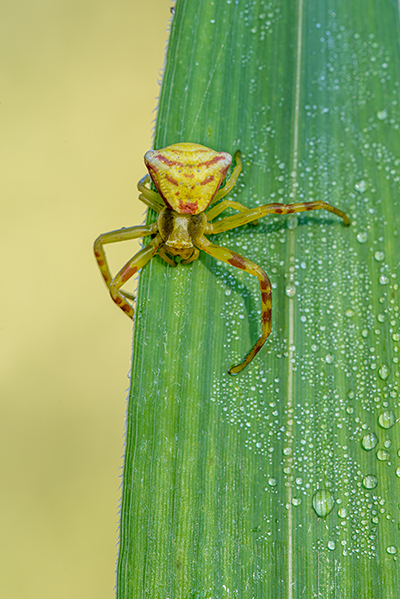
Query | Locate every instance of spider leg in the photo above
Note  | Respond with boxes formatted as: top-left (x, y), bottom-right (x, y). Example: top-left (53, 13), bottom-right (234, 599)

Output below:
top-left (209, 150), bottom-right (242, 206)
top-left (197, 235), bottom-right (272, 375)
top-left (137, 174), bottom-right (165, 212)
top-left (94, 223), bottom-right (158, 306)
top-left (109, 234), bottom-right (164, 317)
top-left (207, 199), bottom-right (251, 221)
top-left (210, 199), bottom-right (350, 234)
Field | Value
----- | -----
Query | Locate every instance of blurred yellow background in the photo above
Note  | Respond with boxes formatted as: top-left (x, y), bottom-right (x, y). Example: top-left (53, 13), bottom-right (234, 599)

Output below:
top-left (0, 1), bottom-right (171, 597)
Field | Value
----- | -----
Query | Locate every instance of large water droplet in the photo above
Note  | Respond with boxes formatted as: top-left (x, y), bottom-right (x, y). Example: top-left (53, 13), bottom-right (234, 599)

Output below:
top-left (376, 449), bottom-right (390, 461)
top-left (287, 215), bottom-right (298, 230)
top-left (338, 507), bottom-right (347, 518)
top-left (362, 474), bottom-right (378, 489)
top-left (268, 477), bottom-right (278, 487)
top-left (361, 432), bottom-right (379, 451)
top-left (355, 180), bottom-right (367, 193)
top-left (377, 109), bottom-right (388, 121)
top-left (325, 353), bottom-right (334, 364)
top-left (312, 489), bottom-right (335, 517)
top-left (327, 540), bottom-right (336, 551)
top-left (374, 250), bottom-right (385, 262)
top-left (378, 410), bottom-right (395, 429)
top-left (285, 283), bottom-right (296, 298)
top-left (356, 231), bottom-right (368, 244)
top-left (379, 275), bottom-right (389, 286)
top-left (387, 545), bottom-right (398, 555)
top-left (379, 365), bottom-right (389, 380)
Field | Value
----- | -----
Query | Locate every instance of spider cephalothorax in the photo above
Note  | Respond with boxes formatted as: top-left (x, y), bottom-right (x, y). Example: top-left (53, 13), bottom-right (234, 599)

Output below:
top-left (94, 142), bottom-right (350, 374)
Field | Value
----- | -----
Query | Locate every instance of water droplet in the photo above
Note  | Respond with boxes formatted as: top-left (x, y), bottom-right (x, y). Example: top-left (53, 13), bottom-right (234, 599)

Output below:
top-left (396, 467), bottom-right (400, 478)
top-left (378, 365), bottom-right (389, 380)
top-left (356, 231), bottom-right (368, 244)
top-left (376, 449), bottom-right (390, 461)
top-left (325, 353), bottom-right (334, 364)
top-left (327, 540), bottom-right (336, 551)
top-left (387, 545), bottom-right (398, 555)
top-left (355, 180), bottom-right (367, 193)
top-left (292, 497), bottom-right (301, 506)
top-left (374, 250), bottom-right (385, 261)
top-left (287, 215), bottom-right (298, 230)
top-left (338, 508), bottom-right (347, 518)
top-left (312, 489), bottom-right (335, 517)
top-left (393, 333), bottom-right (400, 342)
top-left (268, 477), bottom-right (278, 487)
top-left (347, 390), bottom-right (355, 400)
top-left (378, 410), bottom-right (395, 429)
top-left (361, 329), bottom-right (369, 338)
top-left (379, 275), bottom-right (389, 286)
top-left (362, 474), bottom-right (378, 489)
top-left (377, 109), bottom-right (388, 120)
top-left (361, 432), bottom-right (379, 451)
top-left (285, 283), bottom-right (296, 298)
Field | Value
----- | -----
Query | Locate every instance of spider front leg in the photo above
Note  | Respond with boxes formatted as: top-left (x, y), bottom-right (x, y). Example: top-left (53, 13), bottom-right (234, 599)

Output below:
top-left (94, 223), bottom-right (158, 313)
top-left (197, 236), bottom-right (272, 375)
top-left (137, 174), bottom-right (165, 212)
top-left (109, 234), bottom-right (164, 317)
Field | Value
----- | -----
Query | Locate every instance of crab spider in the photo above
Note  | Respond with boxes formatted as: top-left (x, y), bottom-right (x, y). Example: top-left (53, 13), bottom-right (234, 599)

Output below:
top-left (94, 142), bottom-right (350, 375)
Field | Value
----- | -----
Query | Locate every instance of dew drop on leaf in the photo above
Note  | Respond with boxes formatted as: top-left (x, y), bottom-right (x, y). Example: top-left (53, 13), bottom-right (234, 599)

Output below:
top-left (378, 365), bottom-right (389, 380)
top-left (374, 250), bottom-right (385, 261)
top-left (362, 474), bottom-right (378, 489)
top-left (355, 180), bottom-right (367, 193)
top-left (361, 432), bottom-right (379, 450)
top-left (376, 449), bottom-right (390, 461)
top-left (356, 231), bottom-right (368, 243)
top-left (312, 489), bottom-right (335, 517)
top-left (327, 540), bottom-right (336, 551)
top-left (285, 283), bottom-right (296, 298)
top-left (378, 410), bottom-right (395, 429)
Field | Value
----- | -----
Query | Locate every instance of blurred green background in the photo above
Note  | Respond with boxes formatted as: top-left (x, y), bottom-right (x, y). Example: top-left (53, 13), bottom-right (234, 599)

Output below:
top-left (0, 1), bottom-right (171, 597)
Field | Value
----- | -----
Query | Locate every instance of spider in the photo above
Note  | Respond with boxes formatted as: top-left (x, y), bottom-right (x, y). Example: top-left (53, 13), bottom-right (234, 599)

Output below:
top-left (94, 142), bottom-right (350, 375)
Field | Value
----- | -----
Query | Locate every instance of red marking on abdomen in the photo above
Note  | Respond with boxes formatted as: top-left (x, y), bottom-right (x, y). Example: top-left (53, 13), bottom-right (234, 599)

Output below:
top-left (165, 174), bottom-right (179, 186)
top-left (178, 200), bottom-right (199, 214)
top-left (201, 155), bottom-right (227, 167)
top-left (201, 175), bottom-right (215, 185)
top-left (153, 154), bottom-right (184, 167)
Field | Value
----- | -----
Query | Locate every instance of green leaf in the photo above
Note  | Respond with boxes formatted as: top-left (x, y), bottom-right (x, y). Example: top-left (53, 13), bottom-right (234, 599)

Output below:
top-left (117, 0), bottom-right (400, 596)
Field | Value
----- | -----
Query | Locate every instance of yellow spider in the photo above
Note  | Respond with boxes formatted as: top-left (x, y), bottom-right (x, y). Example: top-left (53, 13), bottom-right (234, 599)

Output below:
top-left (94, 142), bottom-right (350, 375)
